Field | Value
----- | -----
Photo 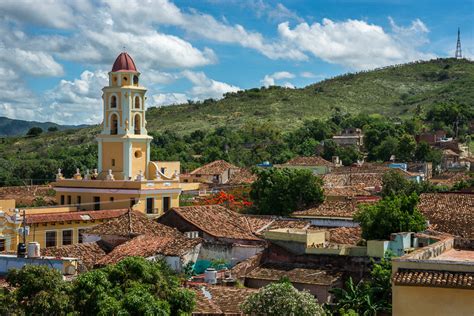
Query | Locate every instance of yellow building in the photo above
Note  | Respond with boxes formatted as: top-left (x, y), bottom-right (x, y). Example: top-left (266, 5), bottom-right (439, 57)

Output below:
top-left (52, 52), bottom-right (198, 215)
top-left (392, 236), bottom-right (474, 316)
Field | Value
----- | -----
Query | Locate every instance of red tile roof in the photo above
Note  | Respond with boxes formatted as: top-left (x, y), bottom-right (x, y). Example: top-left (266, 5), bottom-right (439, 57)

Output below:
top-left (192, 285), bottom-right (257, 315)
top-left (241, 215), bottom-right (310, 235)
top-left (228, 168), bottom-right (257, 185)
top-left (418, 193), bottom-right (474, 238)
top-left (42, 242), bottom-right (108, 270)
top-left (25, 209), bottom-right (127, 224)
top-left (85, 210), bottom-right (182, 238)
top-left (284, 156), bottom-right (333, 167)
top-left (293, 200), bottom-right (374, 218)
top-left (96, 234), bottom-right (201, 265)
top-left (190, 160), bottom-right (238, 175)
top-left (393, 269), bottom-right (474, 289)
top-left (322, 173), bottom-right (384, 188)
top-left (309, 227), bottom-right (362, 245)
top-left (111, 52), bottom-right (137, 72)
top-left (168, 205), bottom-right (261, 241)
top-left (324, 186), bottom-right (372, 197)
top-left (245, 263), bottom-right (342, 285)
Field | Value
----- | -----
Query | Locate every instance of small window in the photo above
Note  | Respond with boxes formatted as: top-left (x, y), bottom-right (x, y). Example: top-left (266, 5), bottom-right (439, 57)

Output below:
top-left (0, 239), bottom-right (5, 251)
top-left (78, 229), bottom-right (85, 244)
top-left (163, 197), bottom-right (170, 213)
top-left (160, 167), bottom-right (166, 174)
top-left (130, 198), bottom-right (136, 207)
top-left (62, 230), bottom-right (73, 245)
top-left (123, 76), bottom-right (128, 83)
top-left (60, 195), bottom-right (65, 205)
top-left (133, 75), bottom-right (139, 85)
top-left (112, 159), bottom-right (115, 166)
top-left (110, 95), bottom-right (117, 108)
top-left (134, 114), bottom-right (140, 135)
top-left (110, 114), bottom-right (118, 135)
top-left (77, 196), bottom-right (81, 206)
top-left (46, 231), bottom-right (57, 247)
top-left (135, 96), bottom-right (140, 109)
top-left (67, 195), bottom-right (72, 205)
top-left (134, 150), bottom-right (142, 158)
top-left (93, 196), bottom-right (100, 210)
top-left (110, 197), bottom-right (114, 202)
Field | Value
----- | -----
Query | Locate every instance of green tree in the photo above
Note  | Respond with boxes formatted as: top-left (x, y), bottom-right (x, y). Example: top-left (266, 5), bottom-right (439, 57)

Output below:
top-left (354, 194), bottom-right (427, 240)
top-left (250, 168), bottom-right (324, 215)
top-left (397, 134), bottom-right (416, 161)
top-left (47, 126), bottom-right (59, 132)
top-left (26, 126), bottom-right (43, 137)
top-left (241, 281), bottom-right (326, 316)
top-left (5, 265), bottom-right (72, 315)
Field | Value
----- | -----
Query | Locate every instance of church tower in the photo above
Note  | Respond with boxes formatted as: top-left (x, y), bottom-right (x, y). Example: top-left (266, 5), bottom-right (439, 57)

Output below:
top-left (97, 52), bottom-right (152, 180)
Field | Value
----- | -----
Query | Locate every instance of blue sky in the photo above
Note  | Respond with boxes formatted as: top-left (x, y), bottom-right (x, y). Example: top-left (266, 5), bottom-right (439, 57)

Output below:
top-left (0, 0), bottom-right (472, 125)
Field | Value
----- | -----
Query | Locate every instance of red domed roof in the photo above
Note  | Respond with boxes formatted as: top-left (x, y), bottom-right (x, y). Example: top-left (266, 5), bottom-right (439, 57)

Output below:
top-left (111, 52), bottom-right (137, 72)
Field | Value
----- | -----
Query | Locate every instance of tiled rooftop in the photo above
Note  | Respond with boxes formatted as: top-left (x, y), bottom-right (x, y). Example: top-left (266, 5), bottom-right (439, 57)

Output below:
top-left (324, 186), bottom-right (372, 197)
top-left (190, 160), bottom-right (238, 175)
top-left (322, 173), bottom-right (384, 188)
top-left (325, 227), bottom-right (362, 245)
top-left (293, 200), bottom-right (374, 218)
top-left (430, 171), bottom-right (471, 186)
top-left (192, 285), bottom-right (257, 315)
top-left (26, 209), bottom-right (128, 224)
top-left (42, 241), bottom-right (108, 270)
top-left (168, 205), bottom-right (261, 241)
top-left (241, 215), bottom-right (310, 235)
top-left (228, 168), bottom-right (257, 185)
top-left (418, 193), bottom-right (474, 238)
top-left (393, 269), bottom-right (474, 289)
top-left (283, 156), bottom-right (334, 167)
top-left (245, 263), bottom-right (342, 285)
top-left (85, 210), bottom-right (182, 238)
top-left (96, 234), bottom-right (201, 265)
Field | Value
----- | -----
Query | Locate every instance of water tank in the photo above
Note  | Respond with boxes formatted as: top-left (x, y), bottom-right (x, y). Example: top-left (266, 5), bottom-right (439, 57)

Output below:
top-left (204, 268), bottom-right (217, 284)
top-left (27, 242), bottom-right (41, 258)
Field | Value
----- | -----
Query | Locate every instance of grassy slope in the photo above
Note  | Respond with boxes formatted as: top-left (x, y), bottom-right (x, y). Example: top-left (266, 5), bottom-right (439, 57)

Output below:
top-left (1, 58), bottom-right (473, 156)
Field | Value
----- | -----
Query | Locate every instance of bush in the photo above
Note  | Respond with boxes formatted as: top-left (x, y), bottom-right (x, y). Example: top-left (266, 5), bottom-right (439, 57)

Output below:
top-left (26, 127), bottom-right (43, 137)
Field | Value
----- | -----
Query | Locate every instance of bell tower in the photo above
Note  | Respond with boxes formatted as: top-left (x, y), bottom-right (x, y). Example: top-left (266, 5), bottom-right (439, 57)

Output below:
top-left (96, 52), bottom-right (152, 180)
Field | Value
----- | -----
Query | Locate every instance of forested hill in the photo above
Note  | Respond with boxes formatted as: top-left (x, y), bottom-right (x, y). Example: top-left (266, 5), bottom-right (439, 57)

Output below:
top-left (146, 58), bottom-right (474, 134)
top-left (0, 117), bottom-right (88, 137)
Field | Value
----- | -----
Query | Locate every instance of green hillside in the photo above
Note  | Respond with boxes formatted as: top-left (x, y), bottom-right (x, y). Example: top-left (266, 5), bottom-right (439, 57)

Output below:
top-left (0, 117), bottom-right (88, 137)
top-left (146, 58), bottom-right (474, 133)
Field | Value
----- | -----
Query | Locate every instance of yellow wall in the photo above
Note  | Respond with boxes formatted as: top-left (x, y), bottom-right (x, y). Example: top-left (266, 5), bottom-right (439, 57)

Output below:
top-left (131, 142), bottom-right (147, 178)
top-left (392, 285), bottom-right (474, 316)
top-left (102, 142), bottom-right (124, 176)
top-left (0, 199), bottom-right (15, 211)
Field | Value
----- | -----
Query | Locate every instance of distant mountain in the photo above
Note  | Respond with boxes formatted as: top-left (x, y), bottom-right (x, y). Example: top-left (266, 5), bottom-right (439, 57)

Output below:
top-left (0, 117), bottom-right (89, 137)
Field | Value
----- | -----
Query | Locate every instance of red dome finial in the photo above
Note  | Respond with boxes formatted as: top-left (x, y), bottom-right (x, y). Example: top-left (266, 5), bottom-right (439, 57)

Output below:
top-left (111, 52), bottom-right (137, 72)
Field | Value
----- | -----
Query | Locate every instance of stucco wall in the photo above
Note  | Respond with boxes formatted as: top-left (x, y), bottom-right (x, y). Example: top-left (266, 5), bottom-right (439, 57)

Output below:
top-left (392, 285), bottom-right (474, 316)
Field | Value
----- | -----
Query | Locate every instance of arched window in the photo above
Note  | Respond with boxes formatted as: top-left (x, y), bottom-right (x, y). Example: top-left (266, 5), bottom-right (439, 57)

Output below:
top-left (110, 95), bottom-right (117, 108)
top-left (111, 114), bottom-right (118, 135)
top-left (134, 114), bottom-right (140, 135)
top-left (133, 75), bottom-right (139, 85)
top-left (134, 96), bottom-right (140, 109)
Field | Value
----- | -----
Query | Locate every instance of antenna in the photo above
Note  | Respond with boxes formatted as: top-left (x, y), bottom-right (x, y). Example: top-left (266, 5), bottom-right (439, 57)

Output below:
top-left (455, 27), bottom-right (462, 59)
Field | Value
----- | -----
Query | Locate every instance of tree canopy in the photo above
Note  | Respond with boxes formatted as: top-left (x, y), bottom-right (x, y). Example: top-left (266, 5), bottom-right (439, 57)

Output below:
top-left (354, 194), bottom-right (427, 240)
top-left (249, 167), bottom-right (324, 216)
top-left (241, 281), bottom-right (326, 316)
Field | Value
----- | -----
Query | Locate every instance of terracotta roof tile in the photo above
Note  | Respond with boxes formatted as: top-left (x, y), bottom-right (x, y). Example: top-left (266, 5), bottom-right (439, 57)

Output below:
top-left (230, 253), bottom-right (263, 279)
top-left (393, 269), bottom-right (474, 289)
top-left (192, 285), bottom-right (257, 315)
top-left (322, 173), bottom-right (384, 188)
top-left (418, 193), bottom-right (474, 238)
top-left (293, 200), bottom-right (375, 218)
top-left (190, 160), bottom-right (238, 175)
top-left (42, 242), bottom-right (108, 270)
top-left (284, 156), bottom-right (333, 167)
top-left (241, 215), bottom-right (310, 235)
top-left (168, 205), bottom-right (261, 241)
top-left (26, 209), bottom-right (128, 224)
top-left (245, 263), bottom-right (342, 285)
top-left (96, 234), bottom-right (201, 265)
top-left (309, 227), bottom-right (362, 245)
top-left (324, 186), bottom-right (372, 197)
top-left (430, 171), bottom-right (472, 186)
top-left (228, 168), bottom-right (257, 185)
top-left (85, 210), bottom-right (182, 238)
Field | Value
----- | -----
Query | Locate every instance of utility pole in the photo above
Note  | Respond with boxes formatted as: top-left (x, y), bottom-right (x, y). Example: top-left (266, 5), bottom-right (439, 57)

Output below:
top-left (455, 28), bottom-right (462, 59)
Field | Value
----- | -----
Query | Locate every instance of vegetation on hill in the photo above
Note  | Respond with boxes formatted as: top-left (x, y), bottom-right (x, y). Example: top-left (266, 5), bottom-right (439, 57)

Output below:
top-left (0, 58), bottom-right (472, 186)
top-left (0, 116), bottom-right (87, 137)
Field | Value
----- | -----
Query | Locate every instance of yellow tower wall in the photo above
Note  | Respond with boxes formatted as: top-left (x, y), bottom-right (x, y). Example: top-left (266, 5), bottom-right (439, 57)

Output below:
top-left (102, 142), bottom-right (124, 176)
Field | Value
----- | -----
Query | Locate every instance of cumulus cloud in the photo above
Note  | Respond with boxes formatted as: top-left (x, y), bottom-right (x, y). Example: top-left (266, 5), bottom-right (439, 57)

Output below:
top-left (152, 93), bottom-right (188, 107)
top-left (300, 71), bottom-right (316, 78)
top-left (261, 71), bottom-right (295, 87)
top-left (278, 18), bottom-right (434, 69)
top-left (1, 48), bottom-right (64, 77)
top-left (182, 70), bottom-right (241, 99)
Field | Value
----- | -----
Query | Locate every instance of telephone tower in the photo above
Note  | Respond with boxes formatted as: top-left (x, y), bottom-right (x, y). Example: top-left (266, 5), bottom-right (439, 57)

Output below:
top-left (455, 28), bottom-right (462, 58)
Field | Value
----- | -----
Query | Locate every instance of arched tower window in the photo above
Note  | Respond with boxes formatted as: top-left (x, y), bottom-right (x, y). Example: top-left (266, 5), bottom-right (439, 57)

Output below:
top-left (110, 95), bottom-right (117, 108)
top-left (133, 75), bottom-right (139, 85)
top-left (134, 96), bottom-right (140, 109)
top-left (134, 114), bottom-right (140, 135)
top-left (111, 114), bottom-right (118, 135)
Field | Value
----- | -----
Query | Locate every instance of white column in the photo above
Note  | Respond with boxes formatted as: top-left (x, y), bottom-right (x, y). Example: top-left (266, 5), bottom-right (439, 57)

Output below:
top-left (123, 140), bottom-right (132, 180)
top-left (97, 140), bottom-right (103, 172)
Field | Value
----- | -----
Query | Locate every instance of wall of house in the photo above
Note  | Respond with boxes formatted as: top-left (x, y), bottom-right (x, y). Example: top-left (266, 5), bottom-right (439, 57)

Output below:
top-left (0, 200), bottom-right (15, 211)
top-left (392, 286), bottom-right (474, 316)
top-left (0, 254), bottom-right (78, 276)
top-left (198, 242), bottom-right (265, 266)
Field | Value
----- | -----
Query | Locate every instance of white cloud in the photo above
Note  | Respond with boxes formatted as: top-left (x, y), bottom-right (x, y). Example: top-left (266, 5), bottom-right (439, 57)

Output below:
top-left (300, 71), bottom-right (316, 78)
top-left (261, 71), bottom-right (295, 87)
top-left (152, 93), bottom-right (188, 106)
top-left (1, 48), bottom-right (64, 77)
top-left (182, 70), bottom-right (240, 99)
top-left (278, 18), bottom-right (434, 69)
